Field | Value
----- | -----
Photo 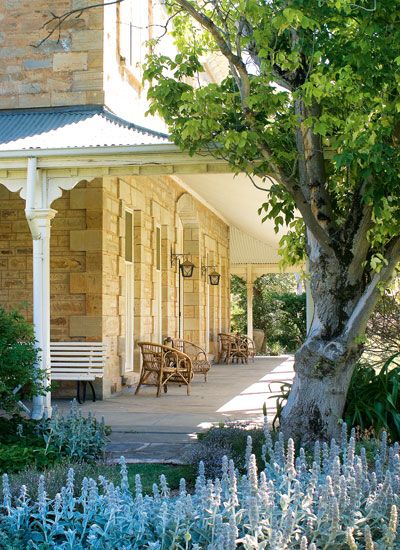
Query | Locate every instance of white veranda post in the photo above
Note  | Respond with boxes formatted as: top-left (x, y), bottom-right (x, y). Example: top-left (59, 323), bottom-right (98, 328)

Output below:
top-left (26, 158), bottom-right (56, 420)
top-left (246, 265), bottom-right (254, 341)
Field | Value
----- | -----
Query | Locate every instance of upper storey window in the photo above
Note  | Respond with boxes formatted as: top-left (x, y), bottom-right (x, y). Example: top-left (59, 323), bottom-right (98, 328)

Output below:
top-left (119, 0), bottom-right (150, 82)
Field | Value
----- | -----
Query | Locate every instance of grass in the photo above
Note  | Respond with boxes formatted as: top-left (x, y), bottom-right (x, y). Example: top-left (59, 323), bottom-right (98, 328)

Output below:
top-left (8, 460), bottom-right (196, 499)
top-left (126, 463), bottom-right (196, 493)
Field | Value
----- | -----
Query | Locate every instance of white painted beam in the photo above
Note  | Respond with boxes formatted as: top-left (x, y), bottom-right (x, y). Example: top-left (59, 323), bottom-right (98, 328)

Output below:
top-left (246, 265), bottom-right (254, 341)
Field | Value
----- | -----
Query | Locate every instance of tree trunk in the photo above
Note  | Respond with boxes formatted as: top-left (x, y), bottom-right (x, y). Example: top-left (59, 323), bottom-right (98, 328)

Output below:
top-left (280, 232), bottom-right (365, 444)
top-left (280, 335), bottom-right (362, 444)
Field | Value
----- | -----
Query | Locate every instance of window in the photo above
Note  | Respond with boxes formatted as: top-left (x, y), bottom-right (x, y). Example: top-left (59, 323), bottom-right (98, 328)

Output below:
top-left (125, 211), bottom-right (133, 263)
top-left (119, 0), bottom-right (149, 80)
top-left (124, 210), bottom-right (134, 373)
top-left (156, 226), bottom-right (161, 271)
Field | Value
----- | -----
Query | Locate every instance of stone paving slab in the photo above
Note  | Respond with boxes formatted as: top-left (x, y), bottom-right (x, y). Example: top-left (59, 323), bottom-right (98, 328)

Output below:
top-left (55, 356), bottom-right (294, 463)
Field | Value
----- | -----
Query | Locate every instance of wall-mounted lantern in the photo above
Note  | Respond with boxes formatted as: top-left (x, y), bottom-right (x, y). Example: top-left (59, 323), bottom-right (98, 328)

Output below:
top-left (171, 251), bottom-right (196, 338)
top-left (171, 252), bottom-right (195, 278)
top-left (201, 264), bottom-right (221, 286)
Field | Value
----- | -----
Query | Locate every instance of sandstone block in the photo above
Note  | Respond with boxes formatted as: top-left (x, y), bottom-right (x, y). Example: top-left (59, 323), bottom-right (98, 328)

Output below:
top-left (23, 58), bottom-right (52, 70)
top-left (70, 188), bottom-right (103, 210)
top-left (70, 316), bottom-right (102, 337)
top-left (70, 230), bottom-right (102, 251)
top-left (71, 30), bottom-right (102, 51)
top-left (51, 91), bottom-right (87, 106)
top-left (72, 70), bottom-right (103, 91)
top-left (70, 272), bottom-right (102, 294)
top-left (86, 90), bottom-right (104, 104)
top-left (18, 93), bottom-right (51, 108)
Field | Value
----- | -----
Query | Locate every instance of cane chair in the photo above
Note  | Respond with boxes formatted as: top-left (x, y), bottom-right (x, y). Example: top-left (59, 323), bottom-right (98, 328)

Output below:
top-left (216, 333), bottom-right (240, 364)
top-left (217, 333), bottom-right (255, 364)
top-left (230, 334), bottom-right (249, 364)
top-left (239, 335), bottom-right (256, 362)
top-left (217, 333), bottom-right (232, 363)
top-left (136, 342), bottom-right (193, 397)
top-left (170, 338), bottom-right (211, 381)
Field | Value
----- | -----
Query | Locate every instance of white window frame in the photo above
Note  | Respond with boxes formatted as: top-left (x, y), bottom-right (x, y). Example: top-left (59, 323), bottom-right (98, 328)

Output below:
top-left (124, 209), bottom-right (134, 374)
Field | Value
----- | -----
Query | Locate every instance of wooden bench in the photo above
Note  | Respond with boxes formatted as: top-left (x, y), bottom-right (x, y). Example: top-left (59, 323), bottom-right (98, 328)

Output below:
top-left (50, 342), bottom-right (106, 403)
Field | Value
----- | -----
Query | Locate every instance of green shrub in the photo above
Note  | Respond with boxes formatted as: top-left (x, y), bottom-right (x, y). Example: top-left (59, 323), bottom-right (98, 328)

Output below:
top-left (0, 444), bottom-right (57, 474)
top-left (0, 416), bottom-right (56, 474)
top-left (0, 307), bottom-right (46, 413)
top-left (231, 274), bottom-right (306, 353)
top-left (365, 286), bottom-right (400, 362)
top-left (344, 353), bottom-right (400, 441)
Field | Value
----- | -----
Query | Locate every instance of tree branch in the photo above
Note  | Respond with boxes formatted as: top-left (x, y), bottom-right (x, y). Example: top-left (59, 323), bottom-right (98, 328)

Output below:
top-left (346, 180), bottom-right (373, 284)
top-left (295, 98), bottom-right (337, 239)
top-left (343, 235), bottom-right (400, 343)
top-left (172, 1), bottom-right (336, 253)
top-left (33, 0), bottom-right (125, 48)
top-left (173, 0), bottom-right (251, 107)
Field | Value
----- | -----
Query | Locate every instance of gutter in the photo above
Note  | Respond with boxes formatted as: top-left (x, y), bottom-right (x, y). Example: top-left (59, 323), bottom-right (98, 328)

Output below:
top-left (0, 143), bottom-right (333, 160)
top-left (0, 143), bottom-right (183, 159)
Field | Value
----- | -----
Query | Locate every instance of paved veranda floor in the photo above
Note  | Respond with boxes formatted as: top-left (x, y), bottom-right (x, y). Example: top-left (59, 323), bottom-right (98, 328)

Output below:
top-left (56, 355), bottom-right (294, 463)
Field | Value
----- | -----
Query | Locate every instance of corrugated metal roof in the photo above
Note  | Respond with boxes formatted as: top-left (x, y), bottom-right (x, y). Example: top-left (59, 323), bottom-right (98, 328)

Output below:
top-left (230, 226), bottom-right (280, 264)
top-left (0, 105), bottom-right (169, 151)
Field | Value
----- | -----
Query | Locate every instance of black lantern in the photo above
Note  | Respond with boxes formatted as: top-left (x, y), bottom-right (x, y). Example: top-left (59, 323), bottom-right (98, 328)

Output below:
top-left (208, 269), bottom-right (221, 286)
top-left (180, 258), bottom-right (195, 278)
top-left (202, 263), bottom-right (221, 286)
top-left (170, 251), bottom-right (195, 339)
top-left (171, 252), bottom-right (195, 278)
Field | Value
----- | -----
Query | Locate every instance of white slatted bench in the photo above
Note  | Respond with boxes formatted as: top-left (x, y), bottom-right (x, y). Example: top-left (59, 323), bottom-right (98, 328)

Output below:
top-left (50, 342), bottom-right (106, 403)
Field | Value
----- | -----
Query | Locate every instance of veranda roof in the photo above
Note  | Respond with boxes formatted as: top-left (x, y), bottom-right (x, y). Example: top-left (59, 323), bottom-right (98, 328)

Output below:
top-left (0, 105), bottom-right (289, 271)
top-left (0, 105), bottom-right (168, 150)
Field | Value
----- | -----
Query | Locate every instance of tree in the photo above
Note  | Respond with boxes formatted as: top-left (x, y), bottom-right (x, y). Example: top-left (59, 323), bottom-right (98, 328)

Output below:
top-left (38, 0), bottom-right (400, 442)
top-left (143, 0), bottom-right (400, 442)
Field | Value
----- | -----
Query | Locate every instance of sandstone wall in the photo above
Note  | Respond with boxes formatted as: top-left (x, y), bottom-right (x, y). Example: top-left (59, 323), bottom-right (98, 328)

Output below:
top-left (0, 174), bottom-right (230, 399)
top-left (0, 180), bottom-right (96, 336)
top-left (0, 0), bottom-right (104, 109)
top-left (100, 174), bottom-right (230, 396)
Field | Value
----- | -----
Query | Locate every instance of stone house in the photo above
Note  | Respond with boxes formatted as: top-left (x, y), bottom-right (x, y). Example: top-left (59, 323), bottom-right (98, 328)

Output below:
top-left (0, 0), bottom-right (294, 417)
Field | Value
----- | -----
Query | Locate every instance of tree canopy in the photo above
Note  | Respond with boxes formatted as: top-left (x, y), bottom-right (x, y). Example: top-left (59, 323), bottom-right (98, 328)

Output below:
top-left (145, 0), bottom-right (400, 273)
top-left (144, 0), bottom-right (400, 440)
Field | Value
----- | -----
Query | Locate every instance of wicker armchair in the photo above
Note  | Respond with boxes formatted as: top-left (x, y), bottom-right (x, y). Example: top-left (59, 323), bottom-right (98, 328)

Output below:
top-left (216, 333), bottom-right (244, 364)
top-left (136, 342), bottom-right (193, 397)
top-left (217, 333), bottom-right (254, 364)
top-left (170, 338), bottom-right (211, 381)
top-left (238, 335), bottom-right (256, 362)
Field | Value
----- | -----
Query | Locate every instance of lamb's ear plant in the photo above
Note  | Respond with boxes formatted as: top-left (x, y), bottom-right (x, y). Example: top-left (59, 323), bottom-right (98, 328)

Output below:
top-left (37, 400), bottom-right (109, 461)
top-left (1, 424), bottom-right (400, 548)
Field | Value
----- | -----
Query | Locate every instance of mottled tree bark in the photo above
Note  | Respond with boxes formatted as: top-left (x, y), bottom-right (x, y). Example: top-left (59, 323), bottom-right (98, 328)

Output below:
top-left (280, 230), bottom-right (400, 443)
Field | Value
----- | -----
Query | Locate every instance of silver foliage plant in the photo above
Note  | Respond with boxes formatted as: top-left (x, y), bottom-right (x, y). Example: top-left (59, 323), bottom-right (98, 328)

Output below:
top-left (39, 400), bottom-right (109, 460)
top-left (1, 419), bottom-right (399, 549)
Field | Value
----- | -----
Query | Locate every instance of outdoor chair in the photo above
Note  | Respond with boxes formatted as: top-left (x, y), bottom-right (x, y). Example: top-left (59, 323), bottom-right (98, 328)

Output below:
top-left (217, 333), bottom-right (255, 364)
top-left (216, 333), bottom-right (245, 364)
top-left (217, 333), bottom-right (233, 363)
top-left (169, 338), bottom-right (211, 381)
top-left (238, 335), bottom-right (256, 362)
top-left (136, 342), bottom-right (193, 397)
